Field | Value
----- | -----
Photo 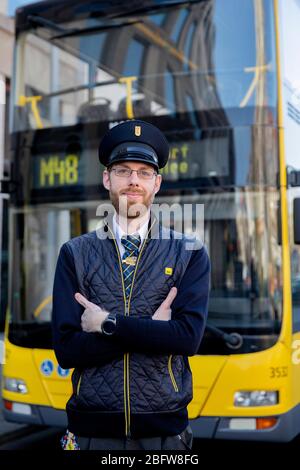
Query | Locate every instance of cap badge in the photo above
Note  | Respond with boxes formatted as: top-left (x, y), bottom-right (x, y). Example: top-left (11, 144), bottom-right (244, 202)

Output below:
top-left (134, 126), bottom-right (141, 136)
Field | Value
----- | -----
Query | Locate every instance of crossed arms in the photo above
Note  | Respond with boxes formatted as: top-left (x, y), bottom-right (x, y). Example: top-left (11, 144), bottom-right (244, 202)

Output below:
top-left (52, 243), bottom-right (210, 369)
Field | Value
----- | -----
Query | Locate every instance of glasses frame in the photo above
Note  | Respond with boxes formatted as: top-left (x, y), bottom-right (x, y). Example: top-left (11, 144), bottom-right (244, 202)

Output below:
top-left (109, 166), bottom-right (158, 180)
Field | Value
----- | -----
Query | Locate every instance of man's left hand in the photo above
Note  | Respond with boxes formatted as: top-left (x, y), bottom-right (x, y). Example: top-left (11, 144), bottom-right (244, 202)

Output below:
top-left (75, 292), bottom-right (109, 333)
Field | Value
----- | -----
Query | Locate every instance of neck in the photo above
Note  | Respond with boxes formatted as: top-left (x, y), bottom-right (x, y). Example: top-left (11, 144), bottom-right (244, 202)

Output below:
top-left (116, 209), bottom-right (150, 234)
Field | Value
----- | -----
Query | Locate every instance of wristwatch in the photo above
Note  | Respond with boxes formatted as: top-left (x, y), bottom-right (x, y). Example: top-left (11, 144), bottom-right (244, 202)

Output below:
top-left (101, 313), bottom-right (117, 335)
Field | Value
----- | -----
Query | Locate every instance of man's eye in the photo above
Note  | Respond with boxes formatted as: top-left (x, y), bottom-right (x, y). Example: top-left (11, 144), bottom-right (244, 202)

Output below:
top-left (141, 171), bottom-right (151, 177)
top-left (118, 169), bottom-right (129, 176)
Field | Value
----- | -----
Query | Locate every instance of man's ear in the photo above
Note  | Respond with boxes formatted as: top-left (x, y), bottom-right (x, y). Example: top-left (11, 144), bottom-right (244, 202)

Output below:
top-left (103, 169), bottom-right (110, 190)
top-left (154, 174), bottom-right (162, 194)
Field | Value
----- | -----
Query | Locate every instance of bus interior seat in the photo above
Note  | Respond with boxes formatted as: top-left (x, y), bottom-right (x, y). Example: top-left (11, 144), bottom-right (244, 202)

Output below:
top-left (77, 98), bottom-right (112, 123)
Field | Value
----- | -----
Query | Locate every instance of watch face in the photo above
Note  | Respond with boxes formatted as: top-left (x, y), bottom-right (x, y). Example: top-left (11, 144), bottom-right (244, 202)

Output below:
top-left (103, 319), bottom-right (116, 335)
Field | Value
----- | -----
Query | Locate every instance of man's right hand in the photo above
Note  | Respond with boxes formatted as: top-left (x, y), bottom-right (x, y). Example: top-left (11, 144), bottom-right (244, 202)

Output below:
top-left (152, 287), bottom-right (177, 321)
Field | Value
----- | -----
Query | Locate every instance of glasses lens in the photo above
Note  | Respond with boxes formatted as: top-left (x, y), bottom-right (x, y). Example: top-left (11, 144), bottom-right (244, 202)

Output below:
top-left (115, 168), bottom-right (131, 177)
top-left (139, 170), bottom-right (155, 179)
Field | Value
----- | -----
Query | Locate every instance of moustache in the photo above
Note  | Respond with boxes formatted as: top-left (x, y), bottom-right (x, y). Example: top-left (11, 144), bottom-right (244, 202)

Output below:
top-left (120, 190), bottom-right (144, 195)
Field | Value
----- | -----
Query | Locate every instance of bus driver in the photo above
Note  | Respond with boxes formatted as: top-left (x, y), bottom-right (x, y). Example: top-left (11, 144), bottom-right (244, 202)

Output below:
top-left (52, 119), bottom-right (210, 450)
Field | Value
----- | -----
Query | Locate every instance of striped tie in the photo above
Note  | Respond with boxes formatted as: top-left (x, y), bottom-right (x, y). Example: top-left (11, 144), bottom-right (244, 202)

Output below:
top-left (121, 233), bottom-right (141, 301)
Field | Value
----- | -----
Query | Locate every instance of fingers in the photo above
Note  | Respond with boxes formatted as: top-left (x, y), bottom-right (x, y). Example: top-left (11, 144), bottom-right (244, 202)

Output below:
top-left (162, 287), bottom-right (177, 308)
top-left (75, 292), bottom-right (93, 309)
top-left (152, 308), bottom-right (171, 321)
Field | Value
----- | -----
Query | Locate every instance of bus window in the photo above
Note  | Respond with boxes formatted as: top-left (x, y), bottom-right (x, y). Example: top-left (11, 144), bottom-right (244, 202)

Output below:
top-left (12, 0), bottom-right (276, 132)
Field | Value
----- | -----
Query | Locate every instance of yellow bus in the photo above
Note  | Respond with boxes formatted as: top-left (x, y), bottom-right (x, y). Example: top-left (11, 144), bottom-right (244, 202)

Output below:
top-left (2, 0), bottom-right (300, 441)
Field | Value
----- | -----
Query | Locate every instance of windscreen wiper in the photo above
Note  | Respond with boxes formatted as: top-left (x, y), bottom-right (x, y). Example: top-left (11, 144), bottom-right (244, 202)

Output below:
top-left (205, 324), bottom-right (243, 349)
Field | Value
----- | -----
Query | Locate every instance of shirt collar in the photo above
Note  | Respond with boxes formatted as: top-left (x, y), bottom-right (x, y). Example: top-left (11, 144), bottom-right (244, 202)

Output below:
top-left (113, 212), bottom-right (150, 246)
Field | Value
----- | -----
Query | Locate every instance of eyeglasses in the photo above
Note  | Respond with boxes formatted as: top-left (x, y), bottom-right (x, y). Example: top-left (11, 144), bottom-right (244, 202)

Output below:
top-left (109, 167), bottom-right (157, 180)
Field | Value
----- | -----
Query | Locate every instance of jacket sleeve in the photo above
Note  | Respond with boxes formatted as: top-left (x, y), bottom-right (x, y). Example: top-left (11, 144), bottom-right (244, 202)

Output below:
top-left (114, 246), bottom-right (210, 356)
top-left (52, 243), bottom-right (125, 369)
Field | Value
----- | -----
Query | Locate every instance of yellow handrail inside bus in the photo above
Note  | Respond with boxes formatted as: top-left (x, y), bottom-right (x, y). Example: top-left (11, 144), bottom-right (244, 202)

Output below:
top-left (119, 76), bottom-right (137, 119)
top-left (240, 63), bottom-right (272, 108)
top-left (33, 296), bottom-right (52, 318)
top-left (18, 95), bottom-right (43, 129)
top-left (135, 23), bottom-right (198, 71)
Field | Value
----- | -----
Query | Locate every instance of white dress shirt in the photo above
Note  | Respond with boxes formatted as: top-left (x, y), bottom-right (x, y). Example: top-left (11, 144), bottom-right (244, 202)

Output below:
top-left (112, 213), bottom-right (150, 257)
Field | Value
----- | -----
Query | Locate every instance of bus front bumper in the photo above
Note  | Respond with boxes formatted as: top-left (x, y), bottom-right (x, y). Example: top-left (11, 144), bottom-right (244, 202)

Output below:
top-left (190, 405), bottom-right (300, 442)
top-left (3, 401), bottom-right (300, 442)
top-left (3, 402), bottom-right (67, 428)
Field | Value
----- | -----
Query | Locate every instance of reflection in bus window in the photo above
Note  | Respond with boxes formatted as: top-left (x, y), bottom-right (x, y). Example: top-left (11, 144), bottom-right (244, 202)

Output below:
top-left (13, 0), bottom-right (277, 132)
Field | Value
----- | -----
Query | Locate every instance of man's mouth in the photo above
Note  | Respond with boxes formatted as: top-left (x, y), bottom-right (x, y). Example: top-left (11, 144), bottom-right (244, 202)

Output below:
top-left (122, 192), bottom-right (143, 197)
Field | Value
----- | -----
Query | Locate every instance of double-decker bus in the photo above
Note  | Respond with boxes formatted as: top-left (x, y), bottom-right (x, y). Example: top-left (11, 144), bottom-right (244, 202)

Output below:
top-left (2, 0), bottom-right (300, 441)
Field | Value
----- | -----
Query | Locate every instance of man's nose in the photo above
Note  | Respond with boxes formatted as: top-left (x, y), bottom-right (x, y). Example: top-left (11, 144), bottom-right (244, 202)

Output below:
top-left (128, 170), bottom-right (140, 184)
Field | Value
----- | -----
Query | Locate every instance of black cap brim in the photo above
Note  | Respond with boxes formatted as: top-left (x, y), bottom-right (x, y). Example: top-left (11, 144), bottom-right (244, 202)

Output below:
top-left (108, 154), bottom-right (159, 170)
top-left (107, 143), bottom-right (159, 170)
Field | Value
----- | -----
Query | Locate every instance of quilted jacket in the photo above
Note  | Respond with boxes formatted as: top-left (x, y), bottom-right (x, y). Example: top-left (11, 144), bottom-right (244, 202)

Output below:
top-left (53, 214), bottom-right (209, 438)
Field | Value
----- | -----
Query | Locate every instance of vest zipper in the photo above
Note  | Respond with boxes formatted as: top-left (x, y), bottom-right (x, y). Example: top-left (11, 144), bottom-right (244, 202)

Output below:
top-left (107, 220), bottom-right (155, 438)
top-left (168, 355), bottom-right (179, 392)
top-left (76, 373), bottom-right (82, 396)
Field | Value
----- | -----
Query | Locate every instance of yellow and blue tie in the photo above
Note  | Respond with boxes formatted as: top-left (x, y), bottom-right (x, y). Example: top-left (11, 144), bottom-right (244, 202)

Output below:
top-left (121, 233), bottom-right (141, 301)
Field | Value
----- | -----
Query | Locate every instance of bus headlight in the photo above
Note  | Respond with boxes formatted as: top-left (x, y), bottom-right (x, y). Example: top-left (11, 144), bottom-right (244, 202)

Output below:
top-left (234, 391), bottom-right (279, 407)
top-left (4, 378), bottom-right (28, 394)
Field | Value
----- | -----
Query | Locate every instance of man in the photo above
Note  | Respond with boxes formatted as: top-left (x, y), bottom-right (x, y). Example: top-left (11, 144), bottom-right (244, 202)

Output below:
top-left (52, 119), bottom-right (210, 451)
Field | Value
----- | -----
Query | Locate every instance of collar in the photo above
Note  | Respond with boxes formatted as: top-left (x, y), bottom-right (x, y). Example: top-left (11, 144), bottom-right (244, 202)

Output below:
top-left (101, 209), bottom-right (159, 243)
top-left (113, 212), bottom-right (150, 246)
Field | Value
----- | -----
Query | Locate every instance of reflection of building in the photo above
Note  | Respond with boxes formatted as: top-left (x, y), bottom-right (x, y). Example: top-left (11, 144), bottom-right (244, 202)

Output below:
top-left (94, 2), bottom-right (229, 127)
top-left (17, 3), bottom-right (231, 128)
top-left (243, 1), bottom-right (279, 303)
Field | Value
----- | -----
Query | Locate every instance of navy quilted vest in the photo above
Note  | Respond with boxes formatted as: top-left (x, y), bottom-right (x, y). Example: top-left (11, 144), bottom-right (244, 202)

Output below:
top-left (66, 215), bottom-right (196, 437)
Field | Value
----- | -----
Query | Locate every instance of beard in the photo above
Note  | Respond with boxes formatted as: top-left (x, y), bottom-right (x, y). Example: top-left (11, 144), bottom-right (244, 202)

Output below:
top-left (109, 187), bottom-right (155, 219)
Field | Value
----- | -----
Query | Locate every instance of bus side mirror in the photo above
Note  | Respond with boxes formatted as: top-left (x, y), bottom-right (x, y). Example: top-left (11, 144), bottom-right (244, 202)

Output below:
top-left (294, 198), bottom-right (300, 244)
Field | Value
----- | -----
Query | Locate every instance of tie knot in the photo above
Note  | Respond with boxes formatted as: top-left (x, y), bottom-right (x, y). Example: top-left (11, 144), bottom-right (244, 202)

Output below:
top-left (121, 233), bottom-right (141, 253)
